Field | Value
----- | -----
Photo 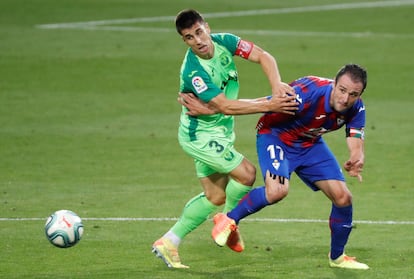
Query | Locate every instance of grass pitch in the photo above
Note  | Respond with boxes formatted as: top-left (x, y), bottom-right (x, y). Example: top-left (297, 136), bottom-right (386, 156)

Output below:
top-left (1, 0), bottom-right (413, 278)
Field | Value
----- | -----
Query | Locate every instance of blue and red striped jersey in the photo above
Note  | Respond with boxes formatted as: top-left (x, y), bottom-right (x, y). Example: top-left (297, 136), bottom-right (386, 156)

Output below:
top-left (256, 76), bottom-right (365, 148)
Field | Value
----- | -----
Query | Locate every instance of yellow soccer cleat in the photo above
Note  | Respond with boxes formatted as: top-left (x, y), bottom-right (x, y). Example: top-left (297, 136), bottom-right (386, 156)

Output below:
top-left (329, 253), bottom-right (369, 270)
top-left (152, 238), bottom-right (189, 269)
top-left (211, 213), bottom-right (237, 247)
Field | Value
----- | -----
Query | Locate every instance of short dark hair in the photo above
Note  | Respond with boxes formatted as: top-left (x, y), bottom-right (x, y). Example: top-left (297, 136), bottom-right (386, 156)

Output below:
top-left (335, 63), bottom-right (368, 93)
top-left (175, 9), bottom-right (205, 35)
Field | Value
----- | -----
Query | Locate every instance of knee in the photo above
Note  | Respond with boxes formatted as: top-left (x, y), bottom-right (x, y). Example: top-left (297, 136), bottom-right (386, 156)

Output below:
top-left (204, 191), bottom-right (226, 206)
top-left (333, 190), bottom-right (353, 207)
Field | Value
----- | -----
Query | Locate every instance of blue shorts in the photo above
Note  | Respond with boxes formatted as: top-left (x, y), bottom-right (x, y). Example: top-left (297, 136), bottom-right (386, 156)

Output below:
top-left (256, 133), bottom-right (344, 191)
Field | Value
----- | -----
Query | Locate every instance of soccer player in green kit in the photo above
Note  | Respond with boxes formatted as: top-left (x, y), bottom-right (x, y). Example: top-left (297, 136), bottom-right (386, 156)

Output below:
top-left (152, 9), bottom-right (298, 268)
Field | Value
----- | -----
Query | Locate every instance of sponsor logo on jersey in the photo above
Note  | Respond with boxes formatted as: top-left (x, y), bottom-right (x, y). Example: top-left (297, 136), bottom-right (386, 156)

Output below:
top-left (188, 70), bottom-right (198, 78)
top-left (315, 114), bottom-right (326, 120)
top-left (302, 127), bottom-right (329, 138)
top-left (192, 76), bottom-right (208, 94)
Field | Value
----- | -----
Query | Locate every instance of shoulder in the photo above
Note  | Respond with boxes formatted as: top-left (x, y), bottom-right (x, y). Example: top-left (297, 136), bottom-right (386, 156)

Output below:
top-left (345, 98), bottom-right (365, 127)
top-left (211, 33), bottom-right (240, 43)
top-left (291, 76), bottom-right (333, 95)
top-left (181, 50), bottom-right (204, 78)
top-left (353, 98), bottom-right (366, 114)
top-left (291, 76), bottom-right (333, 87)
top-left (211, 33), bottom-right (240, 53)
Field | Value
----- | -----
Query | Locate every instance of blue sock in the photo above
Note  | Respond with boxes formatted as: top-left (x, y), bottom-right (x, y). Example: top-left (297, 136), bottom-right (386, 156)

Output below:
top-left (329, 204), bottom-right (353, 260)
top-left (227, 187), bottom-right (270, 224)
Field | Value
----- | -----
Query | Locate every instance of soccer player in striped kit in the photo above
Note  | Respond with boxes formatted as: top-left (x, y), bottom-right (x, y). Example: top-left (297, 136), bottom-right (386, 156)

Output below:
top-left (191, 64), bottom-right (370, 269)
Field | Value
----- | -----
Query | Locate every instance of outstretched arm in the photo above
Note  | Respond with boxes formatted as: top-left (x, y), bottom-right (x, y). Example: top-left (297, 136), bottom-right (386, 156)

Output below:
top-left (178, 93), bottom-right (298, 116)
top-left (344, 136), bottom-right (365, 182)
top-left (208, 93), bottom-right (297, 115)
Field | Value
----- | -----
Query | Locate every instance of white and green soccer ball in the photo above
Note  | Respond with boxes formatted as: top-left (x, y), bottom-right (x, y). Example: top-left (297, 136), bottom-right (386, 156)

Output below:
top-left (45, 210), bottom-right (84, 248)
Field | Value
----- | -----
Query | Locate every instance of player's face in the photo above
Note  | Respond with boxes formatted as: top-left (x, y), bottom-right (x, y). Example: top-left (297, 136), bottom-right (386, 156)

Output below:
top-left (330, 74), bottom-right (364, 112)
top-left (181, 22), bottom-right (214, 59)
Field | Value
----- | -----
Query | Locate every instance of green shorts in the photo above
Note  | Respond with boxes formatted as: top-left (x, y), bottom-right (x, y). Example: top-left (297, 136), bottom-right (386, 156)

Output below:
top-left (179, 133), bottom-right (244, 178)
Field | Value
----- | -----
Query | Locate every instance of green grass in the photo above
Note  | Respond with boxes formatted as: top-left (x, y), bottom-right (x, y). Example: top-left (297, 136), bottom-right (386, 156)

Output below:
top-left (1, 0), bottom-right (413, 278)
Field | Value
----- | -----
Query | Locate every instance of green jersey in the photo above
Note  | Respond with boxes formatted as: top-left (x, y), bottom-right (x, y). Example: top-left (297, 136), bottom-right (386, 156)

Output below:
top-left (178, 33), bottom-right (242, 142)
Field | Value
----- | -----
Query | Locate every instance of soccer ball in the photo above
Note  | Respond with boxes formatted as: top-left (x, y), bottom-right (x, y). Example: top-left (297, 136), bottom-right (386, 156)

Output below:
top-left (45, 210), bottom-right (84, 248)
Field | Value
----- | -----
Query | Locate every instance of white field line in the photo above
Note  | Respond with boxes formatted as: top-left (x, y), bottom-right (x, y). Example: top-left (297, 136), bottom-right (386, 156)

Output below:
top-left (37, 24), bottom-right (414, 39)
top-left (36, 0), bottom-right (414, 36)
top-left (1, 217), bottom-right (413, 225)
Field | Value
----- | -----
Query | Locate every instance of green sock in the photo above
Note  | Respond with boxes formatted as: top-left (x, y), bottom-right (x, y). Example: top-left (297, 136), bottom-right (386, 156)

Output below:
top-left (171, 192), bottom-right (217, 239)
top-left (223, 179), bottom-right (252, 213)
